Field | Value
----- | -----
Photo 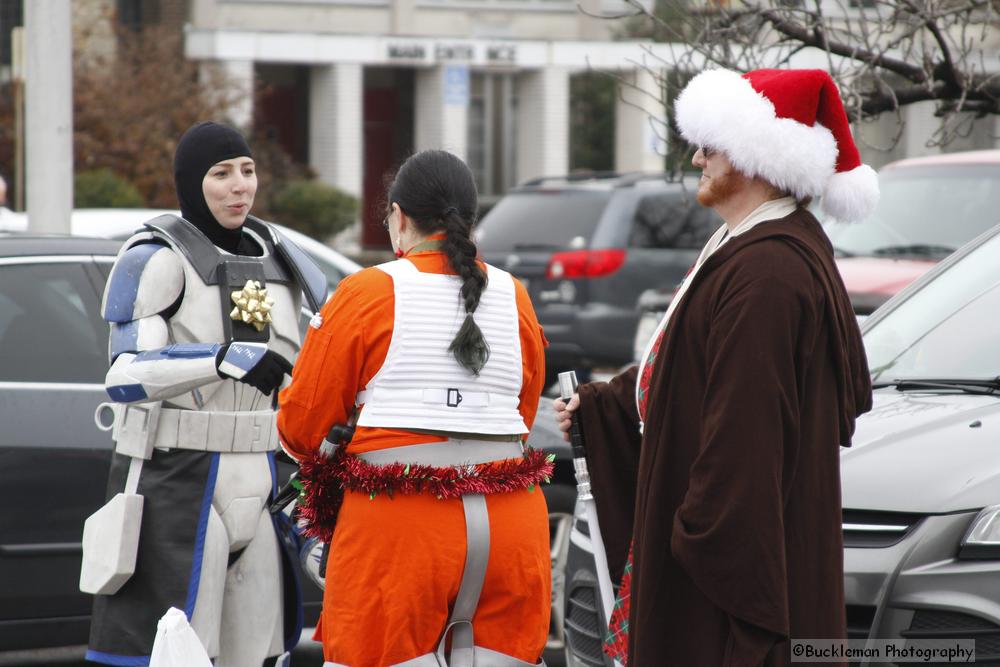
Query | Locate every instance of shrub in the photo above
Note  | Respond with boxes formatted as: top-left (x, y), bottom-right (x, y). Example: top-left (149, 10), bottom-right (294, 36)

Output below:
top-left (75, 169), bottom-right (145, 208)
top-left (270, 179), bottom-right (357, 240)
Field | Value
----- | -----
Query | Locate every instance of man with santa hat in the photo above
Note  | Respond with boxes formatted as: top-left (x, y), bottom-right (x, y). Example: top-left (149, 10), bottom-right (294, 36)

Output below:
top-left (555, 68), bottom-right (876, 665)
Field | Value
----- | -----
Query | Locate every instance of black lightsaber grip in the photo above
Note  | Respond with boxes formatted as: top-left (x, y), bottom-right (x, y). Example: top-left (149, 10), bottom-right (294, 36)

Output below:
top-left (268, 471), bottom-right (300, 515)
top-left (558, 371), bottom-right (587, 457)
top-left (569, 414), bottom-right (586, 458)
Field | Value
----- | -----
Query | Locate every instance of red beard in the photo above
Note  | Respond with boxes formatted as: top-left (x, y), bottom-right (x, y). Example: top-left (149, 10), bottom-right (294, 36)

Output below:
top-left (697, 167), bottom-right (744, 208)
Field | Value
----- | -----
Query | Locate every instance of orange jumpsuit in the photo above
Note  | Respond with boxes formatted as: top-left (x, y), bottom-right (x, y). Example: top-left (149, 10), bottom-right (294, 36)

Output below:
top-left (277, 243), bottom-right (550, 666)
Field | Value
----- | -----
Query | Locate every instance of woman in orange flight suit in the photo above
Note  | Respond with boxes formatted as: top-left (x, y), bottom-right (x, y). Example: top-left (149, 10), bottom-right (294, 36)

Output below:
top-left (278, 150), bottom-right (550, 667)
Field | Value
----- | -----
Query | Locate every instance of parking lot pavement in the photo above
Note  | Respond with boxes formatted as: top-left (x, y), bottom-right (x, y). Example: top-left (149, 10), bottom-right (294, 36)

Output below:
top-left (0, 631), bottom-right (325, 666)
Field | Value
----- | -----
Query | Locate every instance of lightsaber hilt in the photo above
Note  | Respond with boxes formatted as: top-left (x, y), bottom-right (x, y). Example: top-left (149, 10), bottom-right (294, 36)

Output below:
top-left (559, 371), bottom-right (593, 502)
top-left (319, 408), bottom-right (357, 457)
top-left (558, 370), bottom-right (617, 641)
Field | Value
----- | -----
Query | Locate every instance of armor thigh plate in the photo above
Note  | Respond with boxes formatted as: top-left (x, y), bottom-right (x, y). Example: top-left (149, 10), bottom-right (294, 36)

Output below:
top-left (212, 452), bottom-right (274, 551)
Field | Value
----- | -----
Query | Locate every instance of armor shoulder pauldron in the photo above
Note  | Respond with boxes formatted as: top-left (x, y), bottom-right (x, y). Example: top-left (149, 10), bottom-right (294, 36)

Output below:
top-left (103, 238), bottom-right (185, 323)
top-left (246, 217), bottom-right (329, 312)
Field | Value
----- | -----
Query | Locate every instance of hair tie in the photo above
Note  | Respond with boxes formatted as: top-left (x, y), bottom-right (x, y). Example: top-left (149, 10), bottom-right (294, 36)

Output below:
top-left (442, 206), bottom-right (458, 218)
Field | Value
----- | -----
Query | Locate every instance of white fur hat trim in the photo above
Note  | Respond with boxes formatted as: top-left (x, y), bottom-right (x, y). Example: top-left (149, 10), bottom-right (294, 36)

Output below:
top-left (675, 69), bottom-right (839, 203)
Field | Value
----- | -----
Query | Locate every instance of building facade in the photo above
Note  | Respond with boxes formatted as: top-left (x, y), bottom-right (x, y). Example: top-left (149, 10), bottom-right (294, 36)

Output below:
top-left (184, 0), bottom-right (670, 245)
top-left (4, 0), bottom-right (998, 244)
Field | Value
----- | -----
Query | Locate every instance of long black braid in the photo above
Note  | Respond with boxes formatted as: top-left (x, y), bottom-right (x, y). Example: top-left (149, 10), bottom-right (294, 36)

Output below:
top-left (440, 207), bottom-right (489, 374)
top-left (387, 150), bottom-right (490, 375)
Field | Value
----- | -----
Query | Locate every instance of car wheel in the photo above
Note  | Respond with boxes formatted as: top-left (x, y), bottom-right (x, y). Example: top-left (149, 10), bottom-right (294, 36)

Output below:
top-left (543, 483), bottom-right (576, 667)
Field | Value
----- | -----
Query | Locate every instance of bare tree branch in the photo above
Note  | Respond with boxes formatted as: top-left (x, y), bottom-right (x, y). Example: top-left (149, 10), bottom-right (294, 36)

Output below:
top-left (593, 0), bottom-right (1000, 150)
top-left (756, 5), bottom-right (929, 83)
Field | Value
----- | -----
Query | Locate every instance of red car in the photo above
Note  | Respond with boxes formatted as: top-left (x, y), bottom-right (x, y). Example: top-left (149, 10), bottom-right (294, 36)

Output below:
top-left (826, 149), bottom-right (1000, 315)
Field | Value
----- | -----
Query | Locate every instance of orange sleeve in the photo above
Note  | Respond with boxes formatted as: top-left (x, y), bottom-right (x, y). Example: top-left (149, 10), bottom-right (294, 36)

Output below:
top-left (277, 267), bottom-right (394, 459)
top-left (514, 277), bottom-right (548, 435)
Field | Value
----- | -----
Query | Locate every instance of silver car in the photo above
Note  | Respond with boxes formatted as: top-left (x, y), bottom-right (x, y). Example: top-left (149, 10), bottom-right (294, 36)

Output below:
top-left (844, 222), bottom-right (1000, 654)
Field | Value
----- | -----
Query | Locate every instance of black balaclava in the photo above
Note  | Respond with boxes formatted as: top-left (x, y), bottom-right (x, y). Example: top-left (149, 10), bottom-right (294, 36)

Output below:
top-left (173, 121), bottom-right (259, 255)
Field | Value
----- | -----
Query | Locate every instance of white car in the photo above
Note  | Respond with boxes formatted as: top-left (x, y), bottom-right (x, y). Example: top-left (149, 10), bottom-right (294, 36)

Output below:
top-left (840, 222), bottom-right (1000, 646)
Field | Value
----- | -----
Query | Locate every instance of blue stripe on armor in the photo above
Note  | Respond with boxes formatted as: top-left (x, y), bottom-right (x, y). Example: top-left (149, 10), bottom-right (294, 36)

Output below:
top-left (106, 384), bottom-right (148, 403)
top-left (185, 452), bottom-right (220, 618)
top-left (276, 508), bottom-right (305, 653)
top-left (268, 450), bottom-right (278, 497)
top-left (84, 649), bottom-right (150, 666)
top-left (134, 343), bottom-right (221, 362)
top-left (103, 244), bottom-right (163, 323)
top-left (109, 321), bottom-right (140, 360)
top-left (222, 342), bottom-right (267, 373)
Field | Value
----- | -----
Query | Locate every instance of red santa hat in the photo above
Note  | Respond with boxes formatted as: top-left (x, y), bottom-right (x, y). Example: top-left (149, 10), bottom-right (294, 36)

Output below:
top-left (675, 68), bottom-right (879, 223)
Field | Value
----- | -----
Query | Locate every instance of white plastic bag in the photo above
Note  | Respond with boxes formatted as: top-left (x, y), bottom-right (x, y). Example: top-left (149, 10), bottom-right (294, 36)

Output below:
top-left (149, 607), bottom-right (213, 667)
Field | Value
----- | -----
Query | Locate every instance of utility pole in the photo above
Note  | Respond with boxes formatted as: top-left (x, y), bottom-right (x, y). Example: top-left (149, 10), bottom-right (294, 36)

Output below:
top-left (25, 0), bottom-right (73, 233)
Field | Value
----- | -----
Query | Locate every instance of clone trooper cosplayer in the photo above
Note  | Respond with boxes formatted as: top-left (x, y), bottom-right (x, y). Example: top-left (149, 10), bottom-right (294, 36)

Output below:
top-left (80, 122), bottom-right (327, 667)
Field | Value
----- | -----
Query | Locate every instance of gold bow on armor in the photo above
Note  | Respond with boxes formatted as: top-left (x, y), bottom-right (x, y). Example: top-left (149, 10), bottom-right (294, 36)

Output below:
top-left (230, 279), bottom-right (274, 332)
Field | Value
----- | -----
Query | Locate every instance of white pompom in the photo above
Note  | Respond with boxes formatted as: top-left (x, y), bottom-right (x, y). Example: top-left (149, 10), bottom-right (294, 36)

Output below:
top-left (821, 164), bottom-right (880, 224)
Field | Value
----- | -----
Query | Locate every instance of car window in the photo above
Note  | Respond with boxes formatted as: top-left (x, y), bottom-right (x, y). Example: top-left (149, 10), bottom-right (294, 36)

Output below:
top-left (628, 192), bottom-right (720, 250)
top-left (825, 165), bottom-right (1000, 258)
top-left (0, 262), bottom-right (109, 383)
top-left (864, 229), bottom-right (1000, 381)
top-left (474, 190), bottom-right (612, 252)
top-left (306, 252), bottom-right (346, 292)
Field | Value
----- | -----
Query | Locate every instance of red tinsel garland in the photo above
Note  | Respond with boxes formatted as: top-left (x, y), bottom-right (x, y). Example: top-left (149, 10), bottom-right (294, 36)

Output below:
top-left (295, 447), bottom-right (555, 542)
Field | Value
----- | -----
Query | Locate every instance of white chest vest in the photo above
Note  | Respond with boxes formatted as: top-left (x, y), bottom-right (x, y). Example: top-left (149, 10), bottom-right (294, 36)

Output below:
top-left (355, 259), bottom-right (527, 435)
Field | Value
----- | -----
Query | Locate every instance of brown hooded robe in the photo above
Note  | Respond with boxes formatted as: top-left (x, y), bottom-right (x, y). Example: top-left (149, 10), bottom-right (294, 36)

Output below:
top-left (579, 208), bottom-right (871, 666)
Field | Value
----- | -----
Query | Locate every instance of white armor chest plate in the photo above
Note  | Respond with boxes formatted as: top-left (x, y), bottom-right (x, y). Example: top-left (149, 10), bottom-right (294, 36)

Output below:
top-left (166, 233), bottom-right (302, 411)
top-left (356, 259), bottom-right (526, 435)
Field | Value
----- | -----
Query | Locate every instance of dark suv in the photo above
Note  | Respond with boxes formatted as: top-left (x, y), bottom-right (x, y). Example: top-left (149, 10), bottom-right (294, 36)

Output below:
top-left (475, 173), bottom-right (722, 382)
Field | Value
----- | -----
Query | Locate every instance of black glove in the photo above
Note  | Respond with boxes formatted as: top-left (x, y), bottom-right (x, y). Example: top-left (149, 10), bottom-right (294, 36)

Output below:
top-left (217, 344), bottom-right (293, 395)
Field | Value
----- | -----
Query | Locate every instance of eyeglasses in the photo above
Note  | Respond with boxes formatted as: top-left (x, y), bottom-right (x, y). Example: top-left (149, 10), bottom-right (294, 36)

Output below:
top-left (382, 214), bottom-right (390, 232)
top-left (698, 145), bottom-right (715, 158)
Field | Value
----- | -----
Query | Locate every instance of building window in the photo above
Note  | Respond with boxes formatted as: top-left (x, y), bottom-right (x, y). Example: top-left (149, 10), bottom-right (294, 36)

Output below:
top-left (117, 0), bottom-right (144, 30)
top-left (0, 0), bottom-right (23, 68)
top-left (468, 72), bottom-right (518, 204)
top-left (117, 0), bottom-right (179, 30)
top-left (256, 64), bottom-right (310, 164)
top-left (569, 72), bottom-right (615, 172)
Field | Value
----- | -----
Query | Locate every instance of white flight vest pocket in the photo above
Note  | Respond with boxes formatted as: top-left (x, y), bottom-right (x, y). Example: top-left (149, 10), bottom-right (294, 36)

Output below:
top-left (79, 492), bottom-right (144, 595)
